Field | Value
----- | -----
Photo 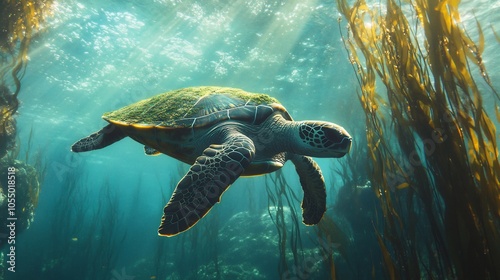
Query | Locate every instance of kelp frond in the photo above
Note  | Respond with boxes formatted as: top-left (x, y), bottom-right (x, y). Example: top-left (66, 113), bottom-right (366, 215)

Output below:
top-left (1, 0), bottom-right (54, 93)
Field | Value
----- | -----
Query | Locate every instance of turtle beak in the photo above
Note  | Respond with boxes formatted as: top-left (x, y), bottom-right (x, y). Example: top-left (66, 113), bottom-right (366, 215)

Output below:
top-left (338, 136), bottom-right (352, 155)
top-left (326, 124), bottom-right (352, 157)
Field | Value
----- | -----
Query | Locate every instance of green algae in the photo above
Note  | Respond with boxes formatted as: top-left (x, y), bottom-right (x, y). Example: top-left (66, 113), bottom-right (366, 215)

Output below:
top-left (102, 86), bottom-right (280, 126)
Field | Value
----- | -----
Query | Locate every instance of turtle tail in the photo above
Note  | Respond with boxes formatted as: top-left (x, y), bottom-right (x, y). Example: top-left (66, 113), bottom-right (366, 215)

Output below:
top-left (71, 124), bottom-right (125, 152)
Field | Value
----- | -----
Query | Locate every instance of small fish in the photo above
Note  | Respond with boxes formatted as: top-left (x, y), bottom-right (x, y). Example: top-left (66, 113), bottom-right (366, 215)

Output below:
top-left (395, 182), bottom-right (409, 190)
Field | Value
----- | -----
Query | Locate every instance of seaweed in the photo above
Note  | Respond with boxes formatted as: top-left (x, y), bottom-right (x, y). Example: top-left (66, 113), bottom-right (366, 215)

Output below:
top-left (0, 0), bottom-right (54, 135)
top-left (10, 157), bottom-right (128, 279)
top-left (337, 0), bottom-right (500, 278)
top-left (327, 133), bottom-right (381, 279)
top-left (314, 213), bottom-right (353, 280)
top-left (265, 170), bottom-right (304, 278)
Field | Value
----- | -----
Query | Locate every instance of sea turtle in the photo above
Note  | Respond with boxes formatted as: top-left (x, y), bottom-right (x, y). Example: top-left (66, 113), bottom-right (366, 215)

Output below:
top-left (71, 86), bottom-right (352, 237)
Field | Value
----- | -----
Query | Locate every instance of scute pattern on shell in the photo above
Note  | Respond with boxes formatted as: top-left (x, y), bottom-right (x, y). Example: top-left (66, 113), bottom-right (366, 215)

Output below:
top-left (102, 86), bottom-right (281, 128)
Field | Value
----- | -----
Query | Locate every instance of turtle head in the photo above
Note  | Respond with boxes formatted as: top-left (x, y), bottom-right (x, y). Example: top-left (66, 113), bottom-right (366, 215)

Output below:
top-left (295, 121), bottom-right (352, 158)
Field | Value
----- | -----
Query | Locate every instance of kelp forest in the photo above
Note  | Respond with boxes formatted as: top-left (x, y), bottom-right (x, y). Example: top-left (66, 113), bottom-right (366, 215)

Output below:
top-left (333, 0), bottom-right (500, 278)
top-left (261, 0), bottom-right (500, 278)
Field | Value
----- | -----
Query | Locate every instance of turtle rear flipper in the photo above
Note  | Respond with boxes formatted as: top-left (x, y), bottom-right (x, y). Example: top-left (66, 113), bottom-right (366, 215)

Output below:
top-left (290, 154), bottom-right (326, 225)
top-left (71, 124), bottom-right (125, 152)
top-left (158, 133), bottom-right (255, 237)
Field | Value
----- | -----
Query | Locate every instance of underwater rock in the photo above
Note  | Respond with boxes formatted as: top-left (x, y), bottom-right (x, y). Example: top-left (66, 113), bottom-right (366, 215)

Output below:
top-left (0, 158), bottom-right (41, 248)
top-left (194, 261), bottom-right (267, 280)
top-left (127, 258), bottom-right (178, 280)
top-left (218, 210), bottom-right (280, 262)
top-left (123, 207), bottom-right (332, 279)
top-left (198, 208), bottom-right (330, 279)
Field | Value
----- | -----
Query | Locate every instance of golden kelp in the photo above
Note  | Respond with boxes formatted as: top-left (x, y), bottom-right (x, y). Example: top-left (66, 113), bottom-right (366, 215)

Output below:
top-left (0, 0), bottom-right (54, 153)
top-left (337, 0), bottom-right (500, 278)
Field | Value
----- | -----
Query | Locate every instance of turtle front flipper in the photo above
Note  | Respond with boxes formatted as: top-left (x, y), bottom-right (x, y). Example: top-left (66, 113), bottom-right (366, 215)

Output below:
top-left (71, 124), bottom-right (125, 152)
top-left (158, 133), bottom-right (255, 237)
top-left (290, 154), bottom-right (326, 225)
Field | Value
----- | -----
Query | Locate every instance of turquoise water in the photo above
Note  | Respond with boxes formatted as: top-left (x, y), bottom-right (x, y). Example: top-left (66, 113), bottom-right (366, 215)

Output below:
top-left (3, 0), bottom-right (500, 279)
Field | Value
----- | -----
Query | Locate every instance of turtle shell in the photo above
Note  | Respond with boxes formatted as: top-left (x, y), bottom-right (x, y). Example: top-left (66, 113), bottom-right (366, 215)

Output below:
top-left (103, 86), bottom-right (291, 129)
